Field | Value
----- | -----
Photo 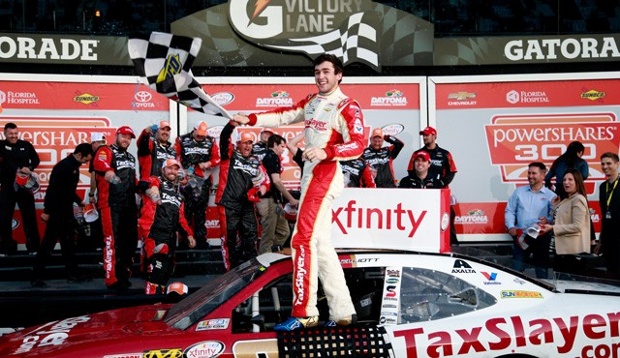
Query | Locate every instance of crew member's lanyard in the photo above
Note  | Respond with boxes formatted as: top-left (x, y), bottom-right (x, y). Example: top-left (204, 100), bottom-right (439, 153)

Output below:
top-left (605, 177), bottom-right (619, 219)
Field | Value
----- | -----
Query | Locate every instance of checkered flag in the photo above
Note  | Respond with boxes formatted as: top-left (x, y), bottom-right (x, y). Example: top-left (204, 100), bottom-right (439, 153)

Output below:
top-left (128, 32), bottom-right (232, 119)
top-left (266, 12), bottom-right (380, 70)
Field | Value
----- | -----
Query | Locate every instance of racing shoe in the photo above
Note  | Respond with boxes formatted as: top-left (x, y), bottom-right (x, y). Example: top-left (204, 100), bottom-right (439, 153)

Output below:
top-left (335, 314), bottom-right (357, 326)
top-left (274, 316), bottom-right (319, 331)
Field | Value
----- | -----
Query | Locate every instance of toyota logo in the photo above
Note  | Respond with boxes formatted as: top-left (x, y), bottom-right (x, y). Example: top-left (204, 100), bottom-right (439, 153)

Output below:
top-left (134, 91), bottom-right (153, 103)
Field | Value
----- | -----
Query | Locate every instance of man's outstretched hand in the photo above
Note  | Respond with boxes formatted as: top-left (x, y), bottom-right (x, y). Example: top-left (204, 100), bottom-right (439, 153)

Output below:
top-left (232, 114), bottom-right (250, 125)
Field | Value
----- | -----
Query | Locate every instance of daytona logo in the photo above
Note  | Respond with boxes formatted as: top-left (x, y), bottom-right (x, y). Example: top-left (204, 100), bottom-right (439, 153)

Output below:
top-left (393, 312), bottom-right (620, 357)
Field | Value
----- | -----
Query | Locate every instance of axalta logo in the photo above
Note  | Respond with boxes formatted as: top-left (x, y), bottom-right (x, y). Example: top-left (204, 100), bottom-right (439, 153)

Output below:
top-left (332, 200), bottom-right (427, 238)
top-left (504, 37), bottom-right (620, 61)
top-left (451, 259), bottom-right (476, 274)
top-left (132, 91), bottom-right (154, 108)
top-left (371, 89), bottom-right (408, 106)
top-left (581, 89), bottom-right (605, 101)
top-left (211, 92), bottom-right (235, 105)
top-left (256, 90), bottom-right (293, 107)
top-left (0, 36), bottom-right (98, 61)
top-left (228, 0), bottom-right (380, 70)
top-left (447, 91), bottom-right (477, 106)
top-left (0, 90), bottom-right (40, 105)
top-left (74, 93), bottom-right (100, 105)
top-left (506, 90), bottom-right (550, 104)
top-left (455, 209), bottom-right (489, 225)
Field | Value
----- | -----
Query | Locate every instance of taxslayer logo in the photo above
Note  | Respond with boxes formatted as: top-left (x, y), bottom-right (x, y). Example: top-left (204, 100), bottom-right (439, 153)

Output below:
top-left (393, 312), bottom-right (620, 357)
top-left (506, 89), bottom-right (549, 104)
top-left (448, 91), bottom-right (477, 106)
top-left (370, 89), bottom-right (408, 106)
top-left (455, 209), bottom-right (489, 225)
top-left (256, 90), bottom-right (293, 107)
top-left (132, 91), bottom-right (154, 109)
top-left (0, 118), bottom-right (114, 202)
top-left (484, 113), bottom-right (620, 194)
top-left (581, 89), bottom-right (605, 102)
top-left (332, 200), bottom-right (427, 238)
top-left (0, 35), bottom-right (98, 61)
top-left (73, 93), bottom-right (100, 105)
top-left (228, 0), bottom-right (381, 70)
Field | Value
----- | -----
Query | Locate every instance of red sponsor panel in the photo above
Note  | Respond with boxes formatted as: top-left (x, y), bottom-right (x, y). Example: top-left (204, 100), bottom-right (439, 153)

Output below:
top-left (435, 79), bottom-right (620, 109)
top-left (454, 202), bottom-right (507, 234)
top-left (200, 83), bottom-right (420, 110)
top-left (484, 113), bottom-right (620, 196)
top-left (0, 81), bottom-right (169, 110)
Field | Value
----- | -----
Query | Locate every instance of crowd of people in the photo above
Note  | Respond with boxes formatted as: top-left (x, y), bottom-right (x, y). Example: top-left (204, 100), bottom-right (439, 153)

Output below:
top-left (0, 60), bottom-right (618, 319)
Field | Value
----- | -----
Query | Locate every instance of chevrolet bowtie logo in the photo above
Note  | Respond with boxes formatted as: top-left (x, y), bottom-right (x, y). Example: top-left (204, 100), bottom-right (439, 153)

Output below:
top-left (448, 92), bottom-right (476, 100)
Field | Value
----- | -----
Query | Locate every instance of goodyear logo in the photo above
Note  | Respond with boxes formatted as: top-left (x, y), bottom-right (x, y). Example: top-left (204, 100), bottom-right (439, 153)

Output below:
top-left (501, 290), bottom-right (543, 299)
top-left (157, 54), bottom-right (182, 83)
top-left (143, 348), bottom-right (182, 358)
top-left (73, 93), bottom-right (100, 104)
top-left (580, 89), bottom-right (605, 101)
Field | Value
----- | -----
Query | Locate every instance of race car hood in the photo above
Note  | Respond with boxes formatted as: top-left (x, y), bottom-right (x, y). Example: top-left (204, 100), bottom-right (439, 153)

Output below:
top-left (0, 303), bottom-right (177, 357)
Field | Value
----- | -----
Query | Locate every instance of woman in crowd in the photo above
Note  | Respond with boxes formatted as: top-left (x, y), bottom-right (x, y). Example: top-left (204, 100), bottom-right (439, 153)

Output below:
top-left (545, 141), bottom-right (589, 199)
top-left (539, 168), bottom-right (591, 275)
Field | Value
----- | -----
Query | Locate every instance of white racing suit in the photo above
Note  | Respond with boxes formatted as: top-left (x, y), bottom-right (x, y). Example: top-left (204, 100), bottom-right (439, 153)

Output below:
top-left (247, 87), bottom-right (366, 321)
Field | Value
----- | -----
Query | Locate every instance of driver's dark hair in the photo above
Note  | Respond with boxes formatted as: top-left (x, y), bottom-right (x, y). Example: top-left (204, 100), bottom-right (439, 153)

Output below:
top-left (313, 54), bottom-right (344, 80)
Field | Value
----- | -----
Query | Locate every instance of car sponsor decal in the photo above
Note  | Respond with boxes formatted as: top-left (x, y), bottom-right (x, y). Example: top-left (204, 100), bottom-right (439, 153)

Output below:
top-left (143, 348), bottom-right (183, 358)
top-left (481, 272), bottom-right (501, 285)
top-left (380, 267), bottom-right (401, 325)
top-left (103, 354), bottom-right (143, 358)
top-left (14, 315), bottom-right (90, 354)
top-left (501, 290), bottom-right (544, 299)
top-left (232, 339), bottom-right (278, 357)
top-left (451, 259), bottom-right (476, 274)
top-left (183, 341), bottom-right (225, 358)
top-left (392, 311), bottom-right (620, 357)
top-left (196, 319), bottom-right (230, 331)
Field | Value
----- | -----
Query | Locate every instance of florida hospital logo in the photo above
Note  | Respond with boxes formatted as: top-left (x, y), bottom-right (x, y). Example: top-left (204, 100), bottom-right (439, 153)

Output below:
top-left (228, 0), bottom-right (382, 70)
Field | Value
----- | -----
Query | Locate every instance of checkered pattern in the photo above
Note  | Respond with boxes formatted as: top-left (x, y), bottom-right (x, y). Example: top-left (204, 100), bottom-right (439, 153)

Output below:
top-left (127, 32), bottom-right (231, 118)
top-left (267, 12), bottom-right (380, 70)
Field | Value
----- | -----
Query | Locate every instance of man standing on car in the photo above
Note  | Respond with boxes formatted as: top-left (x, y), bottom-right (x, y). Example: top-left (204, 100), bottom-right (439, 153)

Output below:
top-left (93, 126), bottom-right (139, 290)
top-left (31, 143), bottom-right (94, 287)
top-left (175, 121), bottom-right (220, 249)
top-left (362, 128), bottom-right (403, 188)
top-left (0, 122), bottom-right (41, 255)
top-left (596, 152), bottom-right (620, 278)
top-left (137, 120), bottom-right (176, 180)
top-left (505, 161), bottom-right (556, 278)
top-left (233, 54), bottom-right (365, 331)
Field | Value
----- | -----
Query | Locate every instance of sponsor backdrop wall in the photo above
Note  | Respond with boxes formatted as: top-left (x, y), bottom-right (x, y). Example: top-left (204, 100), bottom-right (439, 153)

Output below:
top-left (430, 72), bottom-right (620, 243)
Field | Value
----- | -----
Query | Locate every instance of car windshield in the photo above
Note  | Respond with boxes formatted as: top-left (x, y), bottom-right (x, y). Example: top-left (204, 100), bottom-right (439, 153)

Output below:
top-left (164, 258), bottom-right (265, 330)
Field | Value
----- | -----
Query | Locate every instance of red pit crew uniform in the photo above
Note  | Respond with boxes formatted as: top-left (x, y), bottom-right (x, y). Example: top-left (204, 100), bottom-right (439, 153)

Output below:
top-left (247, 88), bottom-right (366, 321)
top-left (216, 123), bottom-right (270, 271)
top-left (139, 176), bottom-right (193, 294)
top-left (137, 129), bottom-right (176, 179)
top-left (174, 132), bottom-right (220, 244)
top-left (341, 158), bottom-right (376, 188)
top-left (93, 144), bottom-right (138, 289)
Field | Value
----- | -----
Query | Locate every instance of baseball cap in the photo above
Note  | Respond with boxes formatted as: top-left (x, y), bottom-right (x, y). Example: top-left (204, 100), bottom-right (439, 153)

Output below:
top-left (261, 128), bottom-right (274, 134)
top-left (116, 126), bottom-right (136, 138)
top-left (159, 121), bottom-right (171, 130)
top-left (419, 126), bottom-right (437, 136)
top-left (195, 121), bottom-right (208, 136)
top-left (414, 151), bottom-right (431, 162)
top-left (238, 132), bottom-right (254, 143)
top-left (371, 128), bottom-right (384, 138)
top-left (164, 158), bottom-right (181, 169)
top-left (90, 132), bottom-right (106, 143)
